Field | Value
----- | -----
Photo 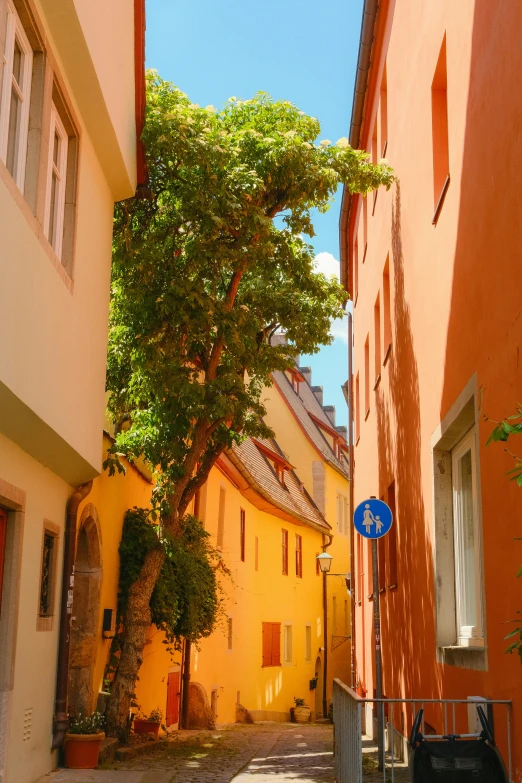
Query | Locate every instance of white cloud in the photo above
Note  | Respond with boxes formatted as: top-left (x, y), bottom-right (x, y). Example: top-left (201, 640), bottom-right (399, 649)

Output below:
top-left (313, 251), bottom-right (340, 280)
top-left (330, 313), bottom-right (348, 344)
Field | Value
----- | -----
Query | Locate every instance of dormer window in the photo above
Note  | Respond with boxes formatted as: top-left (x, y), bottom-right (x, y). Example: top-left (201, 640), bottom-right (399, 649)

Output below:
top-left (287, 366), bottom-right (306, 396)
top-left (252, 439), bottom-right (293, 487)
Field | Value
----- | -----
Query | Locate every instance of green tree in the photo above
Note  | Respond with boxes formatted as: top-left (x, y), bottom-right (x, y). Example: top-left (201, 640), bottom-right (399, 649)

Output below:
top-left (105, 71), bottom-right (394, 737)
top-left (487, 406), bottom-right (522, 662)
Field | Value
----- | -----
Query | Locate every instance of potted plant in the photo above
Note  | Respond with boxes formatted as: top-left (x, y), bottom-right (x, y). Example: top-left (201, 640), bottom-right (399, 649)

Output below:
top-left (133, 707), bottom-right (163, 737)
top-left (292, 698), bottom-right (311, 724)
top-left (65, 712), bottom-right (105, 769)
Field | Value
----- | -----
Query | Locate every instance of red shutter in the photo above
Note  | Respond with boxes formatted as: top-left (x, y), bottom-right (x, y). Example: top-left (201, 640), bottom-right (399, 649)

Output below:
top-left (166, 671), bottom-right (180, 726)
top-left (271, 623), bottom-right (281, 666)
top-left (262, 623), bottom-right (272, 666)
top-left (0, 509), bottom-right (6, 615)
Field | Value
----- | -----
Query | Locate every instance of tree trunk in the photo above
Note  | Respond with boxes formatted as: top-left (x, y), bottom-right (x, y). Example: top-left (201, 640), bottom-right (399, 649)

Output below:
top-left (105, 546), bottom-right (166, 740)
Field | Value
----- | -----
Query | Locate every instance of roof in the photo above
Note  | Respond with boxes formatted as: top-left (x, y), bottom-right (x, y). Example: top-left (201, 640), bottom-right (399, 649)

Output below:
top-left (272, 370), bottom-right (350, 479)
top-left (222, 435), bottom-right (330, 533)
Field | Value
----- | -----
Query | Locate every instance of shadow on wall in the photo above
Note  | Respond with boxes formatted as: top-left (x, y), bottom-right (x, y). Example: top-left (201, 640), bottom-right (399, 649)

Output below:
top-left (376, 184), bottom-right (441, 728)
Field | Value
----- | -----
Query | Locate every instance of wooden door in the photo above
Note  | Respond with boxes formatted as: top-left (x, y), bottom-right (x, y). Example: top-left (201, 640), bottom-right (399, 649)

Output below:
top-left (166, 671), bottom-right (180, 727)
top-left (0, 508), bottom-right (7, 615)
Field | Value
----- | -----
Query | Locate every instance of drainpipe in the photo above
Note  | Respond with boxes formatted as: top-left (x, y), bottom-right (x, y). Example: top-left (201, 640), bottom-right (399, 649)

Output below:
top-left (52, 481), bottom-right (93, 750)
top-left (181, 638), bottom-right (191, 729)
top-left (347, 312), bottom-right (357, 689)
top-left (322, 532), bottom-right (334, 719)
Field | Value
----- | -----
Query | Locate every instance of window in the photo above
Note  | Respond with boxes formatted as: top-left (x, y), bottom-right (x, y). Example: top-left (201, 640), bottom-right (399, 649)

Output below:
top-left (44, 104), bottom-right (69, 259)
top-left (383, 256), bottom-right (392, 360)
top-left (452, 429), bottom-right (482, 645)
top-left (38, 526), bottom-right (58, 625)
top-left (432, 35), bottom-right (450, 221)
top-left (283, 624), bottom-right (293, 663)
top-left (337, 493), bottom-right (348, 535)
top-left (217, 486), bottom-right (226, 548)
top-left (262, 622), bottom-right (281, 666)
top-left (240, 508), bottom-right (246, 562)
top-left (227, 617), bottom-right (233, 651)
top-left (295, 534), bottom-right (302, 578)
top-left (282, 529), bottom-right (288, 575)
top-left (364, 336), bottom-right (370, 418)
top-left (355, 373), bottom-right (360, 442)
top-left (305, 625), bottom-right (312, 661)
top-left (374, 294), bottom-right (381, 384)
top-left (0, 1), bottom-right (33, 190)
top-left (255, 536), bottom-right (259, 571)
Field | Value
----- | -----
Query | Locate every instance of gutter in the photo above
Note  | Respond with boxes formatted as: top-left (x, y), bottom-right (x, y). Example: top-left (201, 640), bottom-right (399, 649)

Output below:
top-left (52, 481), bottom-right (93, 749)
top-left (339, 0), bottom-right (379, 290)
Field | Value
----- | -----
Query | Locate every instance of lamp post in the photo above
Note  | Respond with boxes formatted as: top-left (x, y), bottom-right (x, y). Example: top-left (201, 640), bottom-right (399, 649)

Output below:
top-left (317, 552), bottom-right (333, 718)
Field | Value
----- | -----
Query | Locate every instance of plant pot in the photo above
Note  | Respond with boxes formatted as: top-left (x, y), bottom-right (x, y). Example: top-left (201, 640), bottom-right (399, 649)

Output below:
top-left (133, 718), bottom-right (161, 737)
top-left (64, 732), bottom-right (105, 769)
top-left (292, 705), bottom-right (311, 724)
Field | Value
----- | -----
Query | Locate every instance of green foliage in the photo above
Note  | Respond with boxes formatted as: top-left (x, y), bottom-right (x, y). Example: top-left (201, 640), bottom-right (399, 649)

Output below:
top-left (118, 509), bottom-right (225, 644)
top-left (486, 406), bottom-right (522, 660)
top-left (68, 712), bottom-right (106, 735)
top-left (106, 72), bottom-right (394, 517)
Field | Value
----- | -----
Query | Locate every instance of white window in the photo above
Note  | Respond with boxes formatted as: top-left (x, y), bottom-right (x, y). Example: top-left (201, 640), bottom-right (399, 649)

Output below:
top-left (283, 624), bottom-right (292, 664)
top-left (337, 493), bottom-right (348, 535)
top-left (304, 625), bottom-right (312, 661)
top-left (44, 105), bottom-right (69, 259)
top-left (0, 1), bottom-right (33, 190)
top-left (451, 428), bottom-right (483, 646)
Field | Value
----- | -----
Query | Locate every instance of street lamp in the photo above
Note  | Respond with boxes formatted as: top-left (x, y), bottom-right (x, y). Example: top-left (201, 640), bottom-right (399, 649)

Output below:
top-left (316, 552), bottom-right (333, 573)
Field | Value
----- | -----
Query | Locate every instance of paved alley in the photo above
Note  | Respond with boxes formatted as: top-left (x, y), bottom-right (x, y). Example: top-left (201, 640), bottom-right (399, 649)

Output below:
top-left (38, 723), bottom-right (334, 783)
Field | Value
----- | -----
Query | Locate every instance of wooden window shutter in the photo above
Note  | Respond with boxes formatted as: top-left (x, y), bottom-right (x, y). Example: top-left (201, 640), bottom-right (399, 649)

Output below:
top-left (0, 508), bottom-right (7, 613)
top-left (262, 622), bottom-right (272, 666)
top-left (271, 623), bottom-right (281, 666)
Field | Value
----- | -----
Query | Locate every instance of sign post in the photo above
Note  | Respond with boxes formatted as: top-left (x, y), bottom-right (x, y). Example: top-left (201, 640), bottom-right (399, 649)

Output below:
top-left (354, 497), bottom-right (393, 773)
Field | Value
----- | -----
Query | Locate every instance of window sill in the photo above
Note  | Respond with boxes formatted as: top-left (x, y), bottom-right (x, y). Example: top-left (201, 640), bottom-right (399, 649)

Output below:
top-left (373, 374), bottom-right (381, 391)
top-left (262, 664), bottom-right (282, 668)
top-left (36, 615), bottom-right (54, 632)
top-left (432, 174), bottom-right (450, 225)
top-left (383, 343), bottom-right (392, 366)
top-left (438, 644), bottom-right (486, 671)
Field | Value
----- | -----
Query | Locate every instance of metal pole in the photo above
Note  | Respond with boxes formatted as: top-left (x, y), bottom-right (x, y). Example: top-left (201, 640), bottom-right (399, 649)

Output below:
top-left (323, 569), bottom-right (328, 719)
top-left (347, 311), bottom-right (356, 689)
top-left (372, 539), bottom-right (384, 772)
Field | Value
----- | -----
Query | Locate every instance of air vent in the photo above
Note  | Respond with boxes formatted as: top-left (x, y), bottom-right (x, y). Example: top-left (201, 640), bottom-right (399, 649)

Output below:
top-left (23, 708), bottom-right (32, 742)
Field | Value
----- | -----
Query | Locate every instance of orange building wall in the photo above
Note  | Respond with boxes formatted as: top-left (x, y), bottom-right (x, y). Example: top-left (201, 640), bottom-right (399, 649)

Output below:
top-left (345, 0), bottom-right (522, 774)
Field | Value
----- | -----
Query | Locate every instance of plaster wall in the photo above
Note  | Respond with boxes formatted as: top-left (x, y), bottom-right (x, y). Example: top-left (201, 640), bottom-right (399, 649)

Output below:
top-left (346, 0), bottom-right (522, 770)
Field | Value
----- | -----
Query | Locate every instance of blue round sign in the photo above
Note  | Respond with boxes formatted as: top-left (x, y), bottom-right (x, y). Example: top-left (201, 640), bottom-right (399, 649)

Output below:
top-left (354, 498), bottom-right (393, 539)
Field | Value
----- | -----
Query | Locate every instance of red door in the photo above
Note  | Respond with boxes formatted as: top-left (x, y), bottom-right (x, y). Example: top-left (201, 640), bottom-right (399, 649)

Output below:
top-left (0, 508), bottom-right (7, 615)
top-left (166, 671), bottom-right (180, 727)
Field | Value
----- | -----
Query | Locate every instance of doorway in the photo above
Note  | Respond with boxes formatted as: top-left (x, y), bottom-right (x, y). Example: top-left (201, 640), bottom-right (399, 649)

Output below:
top-left (314, 656), bottom-right (323, 718)
top-left (68, 506), bottom-right (102, 716)
top-left (166, 668), bottom-right (180, 727)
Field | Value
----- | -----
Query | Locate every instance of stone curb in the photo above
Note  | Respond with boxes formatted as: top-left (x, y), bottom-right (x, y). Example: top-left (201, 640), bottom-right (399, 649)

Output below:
top-left (114, 739), bottom-right (171, 762)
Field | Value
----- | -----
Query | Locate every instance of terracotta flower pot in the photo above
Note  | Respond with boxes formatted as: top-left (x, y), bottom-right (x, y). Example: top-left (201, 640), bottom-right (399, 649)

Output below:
top-left (64, 732), bottom-right (105, 769)
top-left (292, 705), bottom-right (311, 724)
top-left (133, 718), bottom-right (161, 737)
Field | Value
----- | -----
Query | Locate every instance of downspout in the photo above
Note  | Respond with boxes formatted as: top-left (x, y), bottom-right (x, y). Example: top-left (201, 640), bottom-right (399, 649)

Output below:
top-left (52, 481), bottom-right (93, 749)
top-left (322, 532), bottom-right (333, 719)
top-left (181, 638), bottom-right (192, 729)
top-left (347, 312), bottom-right (356, 689)
top-left (339, 0), bottom-right (379, 290)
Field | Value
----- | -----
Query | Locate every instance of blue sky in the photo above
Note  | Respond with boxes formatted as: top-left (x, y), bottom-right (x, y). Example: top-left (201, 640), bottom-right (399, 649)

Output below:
top-left (145, 0), bottom-right (364, 426)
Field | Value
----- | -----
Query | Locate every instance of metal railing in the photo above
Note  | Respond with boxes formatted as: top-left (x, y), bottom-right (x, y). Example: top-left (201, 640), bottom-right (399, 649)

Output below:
top-left (333, 678), bottom-right (514, 783)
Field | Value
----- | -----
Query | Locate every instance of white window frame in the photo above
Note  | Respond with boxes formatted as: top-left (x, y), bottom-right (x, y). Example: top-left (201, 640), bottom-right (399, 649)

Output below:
top-left (283, 623), bottom-right (292, 664)
top-left (44, 104), bottom-right (69, 260)
top-left (0, 0), bottom-right (33, 190)
top-left (451, 428), bottom-right (483, 646)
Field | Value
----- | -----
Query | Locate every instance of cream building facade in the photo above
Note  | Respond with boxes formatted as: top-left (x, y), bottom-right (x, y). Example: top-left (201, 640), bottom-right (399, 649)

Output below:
top-left (0, 1), bottom-right (143, 781)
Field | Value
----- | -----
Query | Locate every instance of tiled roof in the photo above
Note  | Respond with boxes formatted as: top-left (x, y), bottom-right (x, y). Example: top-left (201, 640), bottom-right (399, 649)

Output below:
top-left (272, 370), bottom-right (350, 479)
top-left (228, 436), bottom-right (329, 532)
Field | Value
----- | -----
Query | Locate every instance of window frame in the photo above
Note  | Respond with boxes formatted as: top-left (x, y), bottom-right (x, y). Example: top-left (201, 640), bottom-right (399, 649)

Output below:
top-left (283, 623), bottom-right (293, 664)
top-left (295, 533), bottom-right (302, 578)
top-left (0, 0), bottom-right (33, 190)
top-left (451, 428), bottom-right (483, 646)
top-left (239, 508), bottom-right (246, 562)
top-left (305, 624), bottom-right (312, 662)
top-left (44, 103), bottom-right (69, 260)
top-left (282, 528), bottom-right (288, 575)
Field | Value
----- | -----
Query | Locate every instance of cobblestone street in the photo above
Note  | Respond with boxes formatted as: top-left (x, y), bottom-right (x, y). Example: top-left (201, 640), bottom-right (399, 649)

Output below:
top-left (39, 723), bottom-right (334, 783)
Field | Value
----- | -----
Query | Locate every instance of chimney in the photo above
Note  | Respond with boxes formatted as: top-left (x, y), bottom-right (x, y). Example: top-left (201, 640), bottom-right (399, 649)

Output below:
top-left (323, 405), bottom-right (336, 426)
top-left (311, 385), bottom-right (323, 406)
top-left (299, 366), bottom-right (312, 386)
top-left (335, 425), bottom-right (348, 441)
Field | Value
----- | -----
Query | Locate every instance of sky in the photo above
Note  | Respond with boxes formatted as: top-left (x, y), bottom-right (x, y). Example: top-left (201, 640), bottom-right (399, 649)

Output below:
top-left (145, 0), bottom-right (364, 426)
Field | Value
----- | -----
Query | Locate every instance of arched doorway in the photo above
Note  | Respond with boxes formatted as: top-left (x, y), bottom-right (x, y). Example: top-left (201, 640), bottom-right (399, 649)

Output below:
top-left (68, 504), bottom-right (102, 716)
top-left (314, 655), bottom-right (323, 718)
